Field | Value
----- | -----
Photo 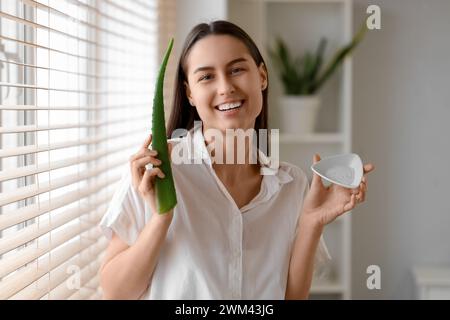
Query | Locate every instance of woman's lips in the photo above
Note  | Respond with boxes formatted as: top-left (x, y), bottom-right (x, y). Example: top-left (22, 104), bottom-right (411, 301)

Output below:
top-left (215, 100), bottom-right (244, 115)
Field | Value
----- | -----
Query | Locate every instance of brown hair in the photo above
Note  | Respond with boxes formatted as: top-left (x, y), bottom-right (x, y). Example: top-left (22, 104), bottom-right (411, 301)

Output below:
top-left (167, 20), bottom-right (269, 138)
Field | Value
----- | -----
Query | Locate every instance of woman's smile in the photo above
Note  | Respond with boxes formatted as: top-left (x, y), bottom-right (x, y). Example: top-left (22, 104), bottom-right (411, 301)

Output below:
top-left (214, 99), bottom-right (245, 116)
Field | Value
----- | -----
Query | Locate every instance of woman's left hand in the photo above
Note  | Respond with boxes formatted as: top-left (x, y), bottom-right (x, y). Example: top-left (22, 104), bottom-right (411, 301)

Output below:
top-left (302, 154), bottom-right (375, 227)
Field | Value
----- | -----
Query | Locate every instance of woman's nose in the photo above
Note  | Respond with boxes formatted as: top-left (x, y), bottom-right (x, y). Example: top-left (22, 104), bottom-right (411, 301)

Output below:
top-left (217, 75), bottom-right (235, 95)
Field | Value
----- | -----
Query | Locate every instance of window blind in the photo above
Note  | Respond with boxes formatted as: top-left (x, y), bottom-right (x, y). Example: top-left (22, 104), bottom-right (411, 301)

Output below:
top-left (0, 0), bottom-right (176, 300)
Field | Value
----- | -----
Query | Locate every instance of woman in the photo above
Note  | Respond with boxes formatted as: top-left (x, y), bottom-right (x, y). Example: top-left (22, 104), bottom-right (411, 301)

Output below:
top-left (99, 20), bottom-right (374, 300)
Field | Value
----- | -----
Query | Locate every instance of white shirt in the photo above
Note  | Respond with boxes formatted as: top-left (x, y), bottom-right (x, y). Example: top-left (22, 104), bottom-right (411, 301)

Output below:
top-left (99, 123), bottom-right (331, 299)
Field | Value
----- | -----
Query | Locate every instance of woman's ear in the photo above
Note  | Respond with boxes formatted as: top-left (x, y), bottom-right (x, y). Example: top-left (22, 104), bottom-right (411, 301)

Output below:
top-left (184, 81), bottom-right (195, 106)
top-left (258, 63), bottom-right (268, 91)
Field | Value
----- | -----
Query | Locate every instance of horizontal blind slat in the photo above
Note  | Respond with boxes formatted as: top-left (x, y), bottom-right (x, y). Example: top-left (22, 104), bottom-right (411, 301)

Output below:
top-left (0, 178), bottom-right (118, 231)
top-left (0, 196), bottom-right (111, 256)
top-left (5, 237), bottom-right (107, 300)
top-left (0, 35), bottom-right (153, 69)
top-left (20, 0), bottom-right (156, 47)
top-left (102, 0), bottom-right (155, 25)
top-left (0, 103), bottom-right (150, 111)
top-left (64, 0), bottom-right (154, 35)
top-left (0, 11), bottom-right (152, 57)
top-left (0, 82), bottom-right (149, 95)
top-left (0, 141), bottom-right (136, 182)
top-left (134, 0), bottom-right (157, 11)
top-left (68, 276), bottom-right (100, 300)
top-left (0, 125), bottom-right (146, 157)
top-left (0, 218), bottom-right (106, 279)
top-left (49, 252), bottom-right (104, 300)
top-left (19, 0), bottom-right (154, 46)
top-left (88, 290), bottom-right (102, 300)
top-left (1, 0), bottom-right (164, 300)
top-left (0, 159), bottom-right (125, 207)
top-left (0, 114), bottom-right (149, 133)
top-left (0, 236), bottom-right (103, 299)
top-left (0, 59), bottom-right (153, 82)
top-left (10, 233), bottom-right (107, 300)
top-left (47, 240), bottom-right (107, 300)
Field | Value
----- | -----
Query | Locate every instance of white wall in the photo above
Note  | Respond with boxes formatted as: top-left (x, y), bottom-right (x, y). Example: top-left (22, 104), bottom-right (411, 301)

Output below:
top-left (175, 0), bottom-right (227, 58)
top-left (351, 0), bottom-right (450, 299)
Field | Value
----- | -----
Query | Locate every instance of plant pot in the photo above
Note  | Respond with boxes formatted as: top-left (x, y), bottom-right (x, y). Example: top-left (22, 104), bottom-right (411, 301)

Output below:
top-left (279, 95), bottom-right (320, 134)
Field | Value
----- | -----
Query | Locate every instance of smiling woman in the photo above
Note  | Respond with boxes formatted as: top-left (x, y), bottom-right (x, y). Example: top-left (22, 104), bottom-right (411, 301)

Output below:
top-left (98, 20), bottom-right (374, 300)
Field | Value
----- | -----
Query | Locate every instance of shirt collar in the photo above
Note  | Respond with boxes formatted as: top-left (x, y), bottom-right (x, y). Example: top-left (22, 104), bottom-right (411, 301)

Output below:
top-left (185, 122), bottom-right (293, 208)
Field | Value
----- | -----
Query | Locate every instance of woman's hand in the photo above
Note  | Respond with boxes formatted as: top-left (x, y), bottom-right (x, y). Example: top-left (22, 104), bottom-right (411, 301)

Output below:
top-left (301, 154), bottom-right (375, 227)
top-left (129, 134), bottom-right (174, 221)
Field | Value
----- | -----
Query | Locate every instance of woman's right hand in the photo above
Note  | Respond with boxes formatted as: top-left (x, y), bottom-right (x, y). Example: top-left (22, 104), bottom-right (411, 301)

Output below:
top-left (129, 134), bottom-right (174, 222)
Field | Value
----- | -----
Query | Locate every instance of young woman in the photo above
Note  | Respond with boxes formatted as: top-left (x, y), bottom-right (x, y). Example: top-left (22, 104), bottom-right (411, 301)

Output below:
top-left (99, 20), bottom-right (374, 300)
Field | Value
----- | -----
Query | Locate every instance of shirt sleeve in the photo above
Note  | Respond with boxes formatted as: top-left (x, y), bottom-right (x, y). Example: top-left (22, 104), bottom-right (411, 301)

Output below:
top-left (98, 165), bottom-right (152, 246)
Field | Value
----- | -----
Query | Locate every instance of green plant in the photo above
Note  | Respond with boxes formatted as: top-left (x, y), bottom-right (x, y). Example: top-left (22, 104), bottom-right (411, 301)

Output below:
top-left (269, 23), bottom-right (367, 95)
top-left (152, 38), bottom-right (177, 214)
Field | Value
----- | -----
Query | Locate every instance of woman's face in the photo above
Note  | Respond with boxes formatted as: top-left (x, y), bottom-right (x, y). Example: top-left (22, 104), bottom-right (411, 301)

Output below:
top-left (184, 35), bottom-right (267, 133)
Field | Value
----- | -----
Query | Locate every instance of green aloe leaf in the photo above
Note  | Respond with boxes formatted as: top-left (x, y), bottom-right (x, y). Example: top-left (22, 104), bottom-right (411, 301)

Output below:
top-left (152, 38), bottom-right (177, 214)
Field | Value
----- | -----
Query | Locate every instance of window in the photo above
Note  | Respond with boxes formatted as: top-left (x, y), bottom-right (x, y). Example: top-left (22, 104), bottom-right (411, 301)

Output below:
top-left (0, 0), bottom-right (175, 299)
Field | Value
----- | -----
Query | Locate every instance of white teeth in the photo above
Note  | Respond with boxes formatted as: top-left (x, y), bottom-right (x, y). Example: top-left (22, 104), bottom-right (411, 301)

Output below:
top-left (217, 101), bottom-right (242, 111)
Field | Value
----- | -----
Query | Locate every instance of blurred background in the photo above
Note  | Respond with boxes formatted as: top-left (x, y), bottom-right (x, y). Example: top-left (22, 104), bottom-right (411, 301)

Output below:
top-left (1, 0), bottom-right (449, 299)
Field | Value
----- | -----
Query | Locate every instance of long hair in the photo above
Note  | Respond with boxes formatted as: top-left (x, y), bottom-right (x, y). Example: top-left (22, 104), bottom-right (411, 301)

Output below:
top-left (167, 20), bottom-right (269, 138)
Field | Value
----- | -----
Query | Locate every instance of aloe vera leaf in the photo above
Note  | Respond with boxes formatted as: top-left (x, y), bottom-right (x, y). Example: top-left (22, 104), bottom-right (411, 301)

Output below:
top-left (152, 38), bottom-right (177, 214)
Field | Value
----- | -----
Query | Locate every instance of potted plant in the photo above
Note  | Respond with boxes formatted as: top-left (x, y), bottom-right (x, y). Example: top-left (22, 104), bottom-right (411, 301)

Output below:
top-left (269, 23), bottom-right (367, 134)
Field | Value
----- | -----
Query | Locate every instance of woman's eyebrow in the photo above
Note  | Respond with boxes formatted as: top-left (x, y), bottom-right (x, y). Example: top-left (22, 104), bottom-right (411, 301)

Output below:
top-left (193, 58), bottom-right (248, 74)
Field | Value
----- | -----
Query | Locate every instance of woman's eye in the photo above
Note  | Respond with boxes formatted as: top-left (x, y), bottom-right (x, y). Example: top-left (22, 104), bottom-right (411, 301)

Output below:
top-left (199, 74), bottom-right (213, 82)
top-left (231, 67), bottom-right (244, 75)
